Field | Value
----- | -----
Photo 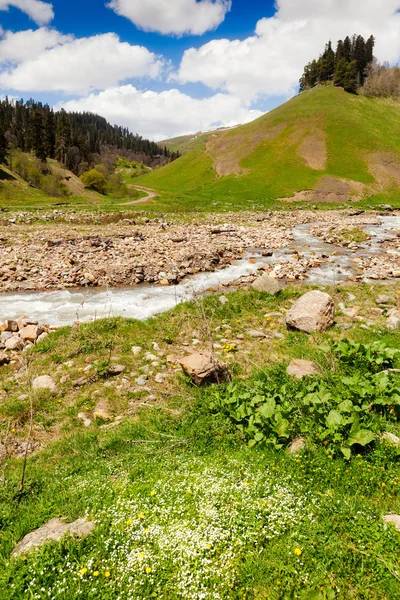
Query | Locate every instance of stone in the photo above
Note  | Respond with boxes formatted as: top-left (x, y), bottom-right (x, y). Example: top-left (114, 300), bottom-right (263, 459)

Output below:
top-left (77, 412), bottom-right (92, 427)
top-left (107, 364), bottom-right (125, 376)
top-left (5, 336), bottom-right (25, 351)
top-left (131, 346), bottom-right (142, 357)
top-left (286, 359), bottom-right (321, 379)
top-left (72, 377), bottom-right (87, 387)
top-left (180, 352), bottom-right (230, 386)
top-left (12, 518), bottom-right (95, 557)
top-left (0, 332), bottom-right (12, 342)
top-left (383, 514), bottom-right (400, 531)
top-left (135, 375), bottom-right (148, 386)
top-left (219, 295), bottom-right (228, 305)
top-left (381, 432), bottom-right (400, 446)
top-left (16, 316), bottom-right (38, 330)
top-left (36, 332), bottom-right (49, 343)
top-left (0, 353), bottom-right (10, 366)
top-left (0, 319), bottom-right (18, 332)
top-left (32, 375), bottom-right (57, 393)
top-left (252, 274), bottom-right (283, 294)
top-left (286, 291), bottom-right (335, 333)
top-left (19, 325), bottom-right (44, 343)
top-left (154, 373), bottom-right (164, 384)
top-left (288, 438), bottom-right (306, 455)
top-left (387, 313), bottom-right (400, 330)
top-left (247, 329), bottom-right (267, 338)
top-left (145, 352), bottom-right (158, 362)
top-left (376, 295), bottom-right (393, 305)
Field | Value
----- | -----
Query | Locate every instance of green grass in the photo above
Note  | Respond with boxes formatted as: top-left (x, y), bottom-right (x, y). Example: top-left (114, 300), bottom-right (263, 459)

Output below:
top-left (0, 283), bottom-right (400, 598)
top-left (136, 87), bottom-right (400, 212)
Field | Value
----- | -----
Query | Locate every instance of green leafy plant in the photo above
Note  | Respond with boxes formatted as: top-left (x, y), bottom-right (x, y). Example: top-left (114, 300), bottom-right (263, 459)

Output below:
top-left (210, 341), bottom-right (400, 458)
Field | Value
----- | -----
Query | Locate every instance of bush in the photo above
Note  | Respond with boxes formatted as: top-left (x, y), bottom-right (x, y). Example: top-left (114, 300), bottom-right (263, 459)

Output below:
top-left (210, 340), bottom-right (400, 459)
top-left (80, 169), bottom-right (108, 194)
top-left (12, 151), bottom-right (66, 196)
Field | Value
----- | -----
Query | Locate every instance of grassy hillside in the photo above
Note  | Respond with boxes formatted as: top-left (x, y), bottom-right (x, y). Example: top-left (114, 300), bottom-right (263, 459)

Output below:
top-left (0, 153), bottom-right (144, 212)
top-left (137, 87), bottom-right (400, 211)
top-left (161, 126), bottom-right (237, 155)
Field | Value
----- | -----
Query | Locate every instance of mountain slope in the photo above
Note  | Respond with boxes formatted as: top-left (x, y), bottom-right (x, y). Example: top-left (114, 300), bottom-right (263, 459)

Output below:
top-left (137, 87), bottom-right (400, 208)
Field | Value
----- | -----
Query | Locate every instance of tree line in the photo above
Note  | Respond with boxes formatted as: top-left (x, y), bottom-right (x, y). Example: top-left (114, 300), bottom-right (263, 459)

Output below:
top-left (0, 97), bottom-right (180, 171)
top-left (300, 34), bottom-right (375, 94)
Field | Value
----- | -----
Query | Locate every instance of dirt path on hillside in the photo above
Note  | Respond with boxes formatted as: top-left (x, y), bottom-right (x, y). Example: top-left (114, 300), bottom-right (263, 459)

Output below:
top-left (122, 185), bottom-right (158, 205)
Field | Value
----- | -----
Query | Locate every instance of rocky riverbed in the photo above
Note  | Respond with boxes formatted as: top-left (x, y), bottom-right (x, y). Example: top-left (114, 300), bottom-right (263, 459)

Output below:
top-left (0, 209), bottom-right (398, 293)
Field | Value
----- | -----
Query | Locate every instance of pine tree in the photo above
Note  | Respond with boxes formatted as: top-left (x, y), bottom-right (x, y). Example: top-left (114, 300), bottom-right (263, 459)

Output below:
top-left (343, 60), bottom-right (358, 93)
top-left (56, 109), bottom-right (72, 165)
top-left (30, 110), bottom-right (47, 161)
top-left (334, 57), bottom-right (349, 87)
top-left (336, 40), bottom-right (344, 62)
top-left (0, 128), bottom-right (8, 164)
top-left (343, 36), bottom-right (352, 61)
top-left (44, 109), bottom-right (56, 158)
top-left (365, 35), bottom-right (375, 66)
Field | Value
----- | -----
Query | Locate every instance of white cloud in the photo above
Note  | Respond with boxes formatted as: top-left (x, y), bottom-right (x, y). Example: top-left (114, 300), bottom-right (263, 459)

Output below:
top-left (176, 0), bottom-right (400, 101)
top-left (58, 85), bottom-right (263, 141)
top-left (108, 0), bottom-right (231, 36)
top-left (0, 33), bottom-right (164, 94)
top-left (0, 0), bottom-right (54, 25)
top-left (0, 28), bottom-right (72, 64)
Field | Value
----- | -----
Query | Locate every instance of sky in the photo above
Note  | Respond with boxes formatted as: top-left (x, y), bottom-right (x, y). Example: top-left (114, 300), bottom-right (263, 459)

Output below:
top-left (1, 0), bottom-right (400, 141)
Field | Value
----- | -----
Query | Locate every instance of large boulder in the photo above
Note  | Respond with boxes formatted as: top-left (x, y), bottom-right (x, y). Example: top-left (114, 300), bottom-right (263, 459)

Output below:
top-left (180, 352), bottom-right (230, 386)
top-left (252, 274), bottom-right (283, 294)
top-left (286, 359), bottom-right (321, 379)
top-left (285, 291), bottom-right (335, 333)
top-left (12, 518), bottom-right (95, 557)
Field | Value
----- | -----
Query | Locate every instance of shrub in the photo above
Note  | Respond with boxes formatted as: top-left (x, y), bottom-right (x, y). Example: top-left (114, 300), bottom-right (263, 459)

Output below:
top-left (80, 169), bottom-right (108, 194)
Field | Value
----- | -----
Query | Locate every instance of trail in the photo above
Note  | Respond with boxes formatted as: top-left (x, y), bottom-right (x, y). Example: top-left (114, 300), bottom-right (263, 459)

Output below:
top-left (122, 185), bottom-right (158, 206)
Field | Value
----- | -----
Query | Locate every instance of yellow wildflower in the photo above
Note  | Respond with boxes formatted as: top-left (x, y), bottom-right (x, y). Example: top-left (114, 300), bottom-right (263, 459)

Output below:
top-left (138, 552), bottom-right (145, 559)
top-left (138, 513), bottom-right (145, 519)
top-left (79, 568), bottom-right (88, 575)
top-left (93, 571), bottom-right (100, 577)
top-left (126, 519), bottom-right (133, 525)
top-left (150, 490), bottom-right (156, 497)
top-left (145, 567), bottom-right (152, 574)
top-left (294, 547), bottom-right (302, 556)
top-left (104, 571), bottom-right (111, 578)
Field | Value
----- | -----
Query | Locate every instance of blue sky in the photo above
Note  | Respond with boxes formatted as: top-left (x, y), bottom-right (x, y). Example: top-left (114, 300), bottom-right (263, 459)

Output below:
top-left (0, 0), bottom-right (399, 140)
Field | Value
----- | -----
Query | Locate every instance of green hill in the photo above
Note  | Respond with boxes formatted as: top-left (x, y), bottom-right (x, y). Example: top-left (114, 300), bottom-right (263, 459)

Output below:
top-left (137, 86), bottom-right (400, 210)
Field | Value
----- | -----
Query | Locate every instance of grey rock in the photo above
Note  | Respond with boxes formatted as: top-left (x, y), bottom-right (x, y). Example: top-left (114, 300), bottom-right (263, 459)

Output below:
top-left (252, 274), bottom-right (283, 294)
top-left (5, 336), bottom-right (25, 351)
top-left (32, 375), bottom-right (57, 393)
top-left (131, 346), bottom-right (142, 357)
top-left (286, 291), bottom-right (335, 333)
top-left (286, 359), bottom-right (321, 379)
top-left (383, 514), bottom-right (400, 531)
top-left (12, 518), bottom-right (95, 557)
top-left (107, 364), bottom-right (126, 376)
top-left (387, 313), bottom-right (400, 331)
top-left (135, 375), bottom-right (148, 386)
top-left (219, 295), bottom-right (228, 305)
top-left (155, 373), bottom-right (165, 384)
top-left (247, 329), bottom-right (267, 338)
top-left (376, 295), bottom-right (393, 305)
top-left (381, 432), bottom-right (400, 446)
top-left (0, 332), bottom-right (12, 342)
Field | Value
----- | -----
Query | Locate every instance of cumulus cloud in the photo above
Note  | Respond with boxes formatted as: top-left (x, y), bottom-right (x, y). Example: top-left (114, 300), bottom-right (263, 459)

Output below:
top-left (0, 33), bottom-right (164, 94)
top-left (108, 0), bottom-right (231, 36)
top-left (0, 0), bottom-right (53, 25)
top-left (58, 85), bottom-right (263, 141)
top-left (0, 28), bottom-right (72, 65)
top-left (176, 0), bottom-right (400, 101)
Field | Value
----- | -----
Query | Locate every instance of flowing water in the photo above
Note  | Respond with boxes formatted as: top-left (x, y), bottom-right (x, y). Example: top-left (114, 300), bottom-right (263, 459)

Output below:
top-left (0, 216), bottom-right (398, 327)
